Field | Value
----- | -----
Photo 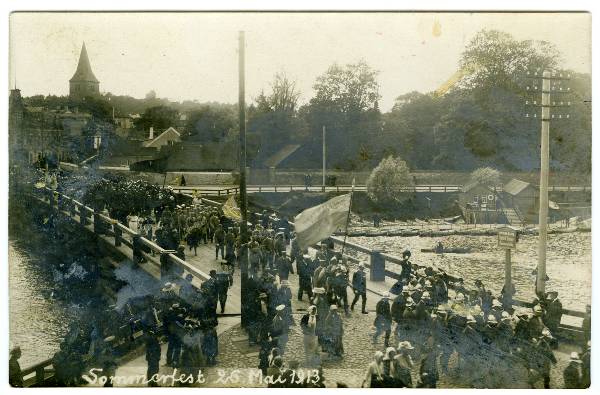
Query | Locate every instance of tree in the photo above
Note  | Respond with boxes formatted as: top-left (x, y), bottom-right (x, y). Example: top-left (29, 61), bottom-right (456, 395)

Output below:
top-left (366, 156), bottom-right (413, 205)
top-left (137, 105), bottom-right (178, 132)
top-left (312, 60), bottom-right (380, 115)
top-left (303, 60), bottom-right (382, 169)
top-left (458, 29), bottom-right (560, 93)
top-left (248, 72), bottom-right (305, 164)
top-left (470, 167), bottom-right (501, 186)
top-left (255, 72), bottom-right (301, 113)
top-left (186, 104), bottom-right (237, 143)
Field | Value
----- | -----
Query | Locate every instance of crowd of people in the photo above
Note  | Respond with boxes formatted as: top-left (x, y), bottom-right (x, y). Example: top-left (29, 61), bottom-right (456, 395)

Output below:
top-left (236, 223), bottom-right (591, 388)
top-left (11, 173), bottom-right (591, 388)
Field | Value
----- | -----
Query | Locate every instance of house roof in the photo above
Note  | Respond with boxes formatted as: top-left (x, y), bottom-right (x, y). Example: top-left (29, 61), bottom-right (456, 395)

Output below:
top-left (462, 181), bottom-right (494, 193)
top-left (143, 126), bottom-right (181, 148)
top-left (503, 178), bottom-right (532, 196)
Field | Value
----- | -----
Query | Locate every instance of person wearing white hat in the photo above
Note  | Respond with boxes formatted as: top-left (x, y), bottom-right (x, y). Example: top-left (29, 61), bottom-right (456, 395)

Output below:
top-left (300, 305), bottom-right (320, 367)
top-left (271, 304), bottom-right (291, 355)
top-left (563, 351), bottom-right (584, 388)
top-left (393, 341), bottom-right (415, 387)
top-left (373, 293), bottom-right (393, 347)
top-left (351, 262), bottom-right (368, 314)
top-left (324, 304), bottom-right (344, 358)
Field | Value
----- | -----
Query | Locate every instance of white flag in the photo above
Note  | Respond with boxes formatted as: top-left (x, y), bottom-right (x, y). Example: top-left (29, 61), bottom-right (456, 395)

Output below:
top-left (294, 194), bottom-right (351, 250)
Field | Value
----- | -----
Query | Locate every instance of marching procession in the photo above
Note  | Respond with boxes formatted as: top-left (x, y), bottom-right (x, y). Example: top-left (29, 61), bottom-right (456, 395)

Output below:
top-left (8, 172), bottom-right (592, 388)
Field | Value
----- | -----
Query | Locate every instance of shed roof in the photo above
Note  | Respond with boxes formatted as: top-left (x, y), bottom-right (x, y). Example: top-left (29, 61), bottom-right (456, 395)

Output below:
top-left (503, 178), bottom-right (533, 196)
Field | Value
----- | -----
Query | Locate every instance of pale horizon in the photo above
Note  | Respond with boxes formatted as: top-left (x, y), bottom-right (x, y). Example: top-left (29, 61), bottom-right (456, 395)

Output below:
top-left (10, 12), bottom-right (591, 111)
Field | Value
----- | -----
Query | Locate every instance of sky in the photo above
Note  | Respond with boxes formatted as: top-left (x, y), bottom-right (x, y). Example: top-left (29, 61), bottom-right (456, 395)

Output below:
top-left (9, 12), bottom-right (591, 111)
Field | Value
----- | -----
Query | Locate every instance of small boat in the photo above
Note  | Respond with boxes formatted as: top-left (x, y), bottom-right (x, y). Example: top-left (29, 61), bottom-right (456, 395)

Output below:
top-left (420, 247), bottom-right (471, 254)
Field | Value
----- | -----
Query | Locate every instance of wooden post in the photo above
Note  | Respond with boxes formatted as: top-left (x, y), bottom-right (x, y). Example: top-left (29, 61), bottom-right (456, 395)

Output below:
top-left (80, 207), bottom-right (87, 226)
top-left (114, 224), bottom-right (122, 247)
top-left (35, 366), bottom-right (45, 385)
top-left (93, 211), bottom-right (100, 234)
top-left (537, 69), bottom-right (551, 296)
top-left (132, 235), bottom-right (142, 265)
top-left (504, 248), bottom-right (512, 304)
top-left (369, 250), bottom-right (385, 281)
top-left (160, 251), bottom-right (172, 280)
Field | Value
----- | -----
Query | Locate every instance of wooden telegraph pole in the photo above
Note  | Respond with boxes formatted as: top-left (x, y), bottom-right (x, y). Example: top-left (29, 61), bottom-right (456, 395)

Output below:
top-left (525, 69), bottom-right (571, 296)
top-left (322, 125), bottom-right (326, 192)
top-left (238, 31), bottom-right (249, 327)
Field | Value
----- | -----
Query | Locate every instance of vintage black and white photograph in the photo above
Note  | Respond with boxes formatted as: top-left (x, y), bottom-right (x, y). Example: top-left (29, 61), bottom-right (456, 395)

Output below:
top-left (7, 11), bottom-right (592, 389)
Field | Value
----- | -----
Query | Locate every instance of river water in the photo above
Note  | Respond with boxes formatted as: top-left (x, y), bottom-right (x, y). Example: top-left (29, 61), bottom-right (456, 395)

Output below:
top-left (8, 240), bottom-right (81, 368)
top-left (350, 231), bottom-right (591, 311)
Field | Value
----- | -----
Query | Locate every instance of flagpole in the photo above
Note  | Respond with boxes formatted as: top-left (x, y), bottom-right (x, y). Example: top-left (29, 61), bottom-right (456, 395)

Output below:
top-left (340, 178), bottom-right (355, 256)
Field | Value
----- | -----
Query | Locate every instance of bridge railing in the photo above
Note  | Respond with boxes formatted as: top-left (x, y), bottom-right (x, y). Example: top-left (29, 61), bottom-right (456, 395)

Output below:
top-left (36, 187), bottom-right (211, 286)
top-left (20, 358), bottom-right (54, 387)
top-left (323, 234), bottom-right (585, 339)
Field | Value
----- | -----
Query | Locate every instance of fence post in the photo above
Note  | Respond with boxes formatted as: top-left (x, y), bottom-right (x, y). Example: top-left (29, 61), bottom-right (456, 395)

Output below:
top-left (160, 251), bottom-right (172, 280)
top-left (114, 224), bottom-right (122, 247)
top-left (35, 366), bottom-right (45, 385)
top-left (132, 235), bottom-right (143, 264)
top-left (80, 207), bottom-right (87, 226)
top-left (369, 250), bottom-right (386, 281)
top-left (93, 210), bottom-right (100, 234)
top-left (69, 200), bottom-right (77, 218)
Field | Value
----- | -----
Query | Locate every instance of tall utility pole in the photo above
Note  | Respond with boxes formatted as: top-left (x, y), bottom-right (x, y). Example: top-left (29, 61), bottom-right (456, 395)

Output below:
top-left (322, 126), bottom-right (326, 192)
top-left (536, 70), bottom-right (551, 295)
top-left (238, 31), bottom-right (248, 242)
top-left (238, 31), bottom-right (249, 328)
top-left (525, 68), bottom-right (571, 296)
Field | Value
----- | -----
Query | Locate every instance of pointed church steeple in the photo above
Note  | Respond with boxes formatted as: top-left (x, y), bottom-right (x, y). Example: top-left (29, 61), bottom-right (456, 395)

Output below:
top-left (69, 42), bottom-right (100, 98)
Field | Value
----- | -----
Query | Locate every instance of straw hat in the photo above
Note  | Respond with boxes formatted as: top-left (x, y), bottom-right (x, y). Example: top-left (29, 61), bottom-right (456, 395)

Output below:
top-left (397, 341), bottom-right (414, 351)
top-left (569, 352), bottom-right (582, 363)
top-left (382, 292), bottom-right (391, 299)
top-left (330, 304), bottom-right (338, 311)
top-left (276, 304), bottom-right (286, 312)
top-left (313, 287), bottom-right (326, 295)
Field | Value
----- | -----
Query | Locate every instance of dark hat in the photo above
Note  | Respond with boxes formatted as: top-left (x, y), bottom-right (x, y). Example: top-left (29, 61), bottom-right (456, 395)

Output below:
top-left (402, 250), bottom-right (411, 257)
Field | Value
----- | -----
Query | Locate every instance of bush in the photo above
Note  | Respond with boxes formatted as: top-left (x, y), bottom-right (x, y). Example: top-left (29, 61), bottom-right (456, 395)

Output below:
top-left (470, 167), bottom-right (501, 186)
top-left (366, 156), bottom-right (413, 205)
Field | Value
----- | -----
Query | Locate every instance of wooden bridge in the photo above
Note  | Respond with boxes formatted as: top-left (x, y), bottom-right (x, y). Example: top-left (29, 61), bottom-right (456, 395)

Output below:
top-left (18, 185), bottom-right (587, 386)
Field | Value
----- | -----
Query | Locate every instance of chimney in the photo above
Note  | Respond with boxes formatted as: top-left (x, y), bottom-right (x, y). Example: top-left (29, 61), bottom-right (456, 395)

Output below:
top-left (149, 126), bottom-right (154, 140)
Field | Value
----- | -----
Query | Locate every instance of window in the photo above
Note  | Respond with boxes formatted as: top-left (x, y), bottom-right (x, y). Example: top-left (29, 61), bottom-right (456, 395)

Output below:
top-left (473, 196), bottom-right (478, 203)
top-left (481, 196), bottom-right (487, 204)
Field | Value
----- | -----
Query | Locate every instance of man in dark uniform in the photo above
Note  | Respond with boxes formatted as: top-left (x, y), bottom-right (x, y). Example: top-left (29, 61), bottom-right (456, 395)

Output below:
top-left (399, 250), bottom-right (412, 282)
top-left (373, 293), bottom-right (392, 347)
top-left (201, 270), bottom-right (219, 314)
top-left (275, 253), bottom-right (294, 282)
top-left (296, 254), bottom-right (314, 301)
top-left (213, 224), bottom-right (226, 260)
top-left (215, 265), bottom-right (234, 314)
top-left (351, 263), bottom-right (368, 314)
top-left (163, 303), bottom-right (184, 367)
top-left (225, 227), bottom-right (236, 262)
top-left (144, 329), bottom-right (161, 387)
top-left (9, 346), bottom-right (23, 387)
top-left (563, 352), bottom-right (584, 388)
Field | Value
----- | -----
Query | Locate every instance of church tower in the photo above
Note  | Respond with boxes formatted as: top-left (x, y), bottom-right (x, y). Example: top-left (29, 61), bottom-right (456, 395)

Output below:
top-left (69, 42), bottom-right (100, 99)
